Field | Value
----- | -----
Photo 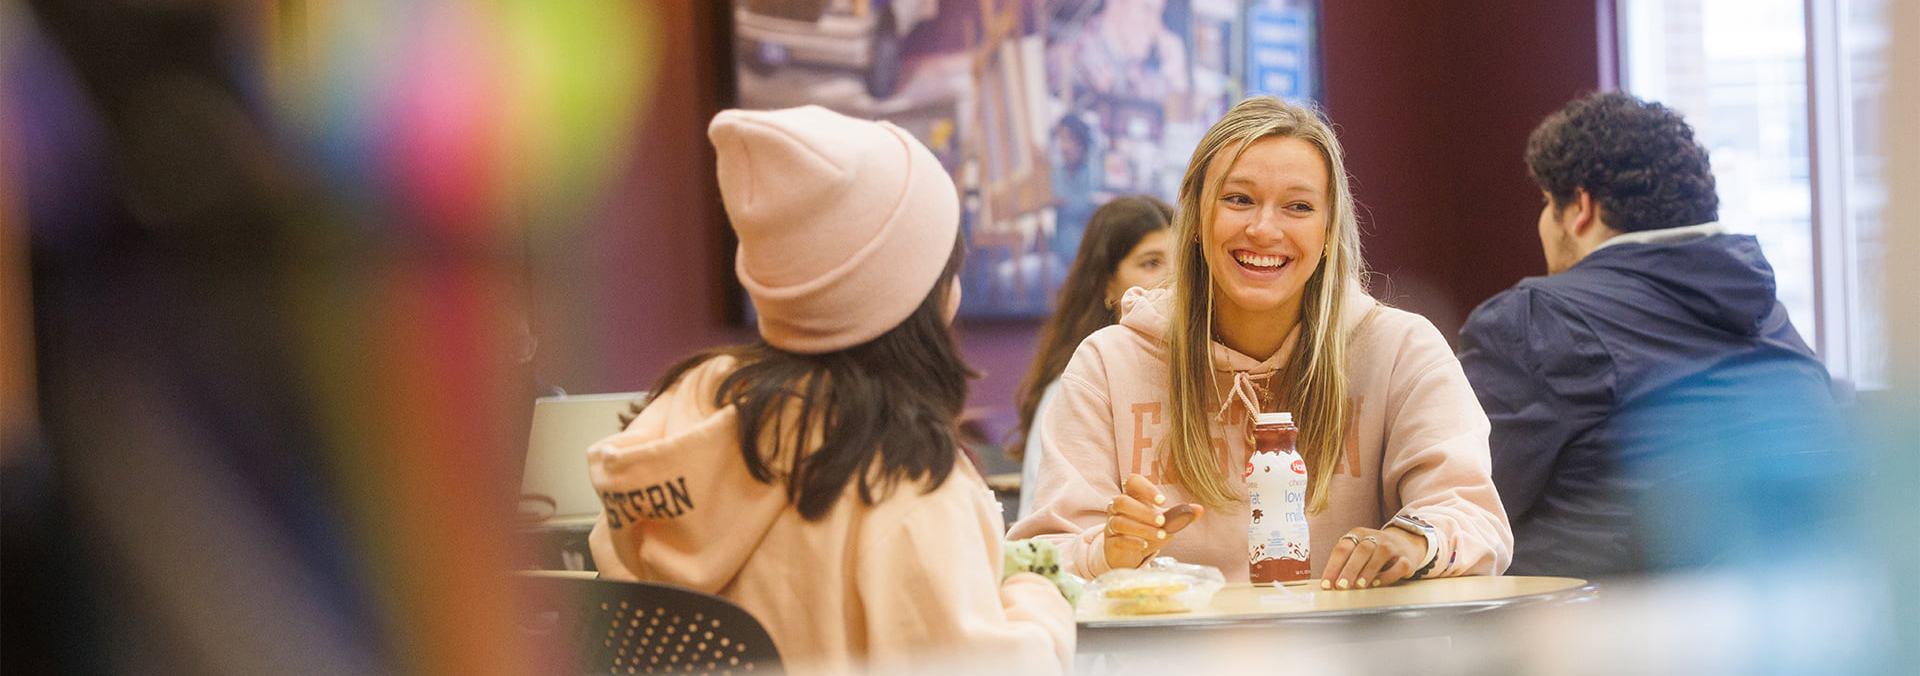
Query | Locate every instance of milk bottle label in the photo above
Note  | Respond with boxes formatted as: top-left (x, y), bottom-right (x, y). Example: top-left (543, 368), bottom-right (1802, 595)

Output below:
top-left (1247, 450), bottom-right (1310, 583)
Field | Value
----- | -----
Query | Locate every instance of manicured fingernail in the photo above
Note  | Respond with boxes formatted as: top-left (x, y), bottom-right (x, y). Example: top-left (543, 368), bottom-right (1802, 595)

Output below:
top-left (1155, 529), bottom-right (1167, 540)
top-left (1320, 580), bottom-right (1331, 590)
top-left (1336, 579), bottom-right (1350, 589)
top-left (1154, 514), bottom-right (1165, 526)
top-left (1358, 579), bottom-right (1370, 588)
top-left (1154, 495), bottom-right (1166, 505)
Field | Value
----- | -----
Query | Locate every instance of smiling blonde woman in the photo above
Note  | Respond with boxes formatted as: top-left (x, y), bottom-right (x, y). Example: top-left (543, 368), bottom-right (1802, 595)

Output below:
top-left (1008, 97), bottom-right (1513, 591)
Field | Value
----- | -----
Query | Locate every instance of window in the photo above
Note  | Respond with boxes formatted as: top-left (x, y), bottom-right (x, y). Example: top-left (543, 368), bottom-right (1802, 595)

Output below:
top-left (1620, 0), bottom-right (1889, 390)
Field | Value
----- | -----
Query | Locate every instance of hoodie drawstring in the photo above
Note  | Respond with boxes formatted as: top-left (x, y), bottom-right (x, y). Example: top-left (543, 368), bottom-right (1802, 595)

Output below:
top-left (1216, 370), bottom-right (1275, 422)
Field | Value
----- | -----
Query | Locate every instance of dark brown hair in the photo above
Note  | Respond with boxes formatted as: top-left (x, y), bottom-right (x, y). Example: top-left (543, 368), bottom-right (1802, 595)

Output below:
top-left (1010, 195), bottom-right (1174, 459)
top-left (644, 237), bottom-right (972, 520)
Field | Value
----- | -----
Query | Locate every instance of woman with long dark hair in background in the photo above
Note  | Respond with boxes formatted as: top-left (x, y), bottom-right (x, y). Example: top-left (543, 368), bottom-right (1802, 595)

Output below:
top-left (1011, 195), bottom-right (1174, 518)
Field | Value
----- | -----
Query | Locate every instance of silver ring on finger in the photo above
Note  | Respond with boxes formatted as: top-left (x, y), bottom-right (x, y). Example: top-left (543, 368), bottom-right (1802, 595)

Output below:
top-left (1341, 533), bottom-right (1361, 545)
top-left (1362, 535), bottom-right (1379, 545)
top-left (1105, 520), bottom-right (1118, 537)
top-left (1106, 498), bottom-right (1118, 516)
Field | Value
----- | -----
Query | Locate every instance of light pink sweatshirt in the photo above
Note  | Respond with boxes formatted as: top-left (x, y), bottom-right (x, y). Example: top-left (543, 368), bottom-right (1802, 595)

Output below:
top-left (1008, 285), bottom-right (1513, 582)
top-left (588, 356), bottom-right (1074, 676)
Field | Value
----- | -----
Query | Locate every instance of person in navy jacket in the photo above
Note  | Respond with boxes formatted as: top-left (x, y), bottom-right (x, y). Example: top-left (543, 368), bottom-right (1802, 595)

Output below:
top-left (1457, 92), bottom-right (1848, 579)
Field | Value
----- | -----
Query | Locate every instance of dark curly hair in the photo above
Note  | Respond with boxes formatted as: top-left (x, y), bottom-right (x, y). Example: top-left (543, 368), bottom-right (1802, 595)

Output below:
top-left (1525, 92), bottom-right (1718, 232)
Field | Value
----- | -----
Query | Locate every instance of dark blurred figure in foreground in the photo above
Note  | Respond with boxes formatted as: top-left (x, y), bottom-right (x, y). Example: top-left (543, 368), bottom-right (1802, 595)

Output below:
top-left (4, 3), bottom-right (385, 674)
top-left (1457, 92), bottom-right (1854, 579)
top-left (3, 2), bottom-right (539, 674)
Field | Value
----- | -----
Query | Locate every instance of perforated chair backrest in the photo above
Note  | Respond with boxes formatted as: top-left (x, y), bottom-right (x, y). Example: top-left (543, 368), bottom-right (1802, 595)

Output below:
top-left (517, 572), bottom-right (783, 676)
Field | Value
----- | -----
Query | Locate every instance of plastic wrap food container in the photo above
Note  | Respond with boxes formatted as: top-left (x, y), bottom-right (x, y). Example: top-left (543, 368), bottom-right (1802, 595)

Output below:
top-left (1084, 557), bottom-right (1225, 615)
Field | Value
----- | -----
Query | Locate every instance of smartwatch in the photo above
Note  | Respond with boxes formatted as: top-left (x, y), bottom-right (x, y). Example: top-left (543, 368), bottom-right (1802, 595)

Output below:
top-left (1385, 514), bottom-right (1440, 579)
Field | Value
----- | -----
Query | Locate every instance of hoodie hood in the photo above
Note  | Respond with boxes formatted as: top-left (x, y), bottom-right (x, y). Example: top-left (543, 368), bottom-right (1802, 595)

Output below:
top-left (1114, 284), bottom-right (1379, 419)
top-left (1114, 287), bottom-right (1290, 374)
top-left (1575, 233), bottom-right (1777, 336)
top-left (586, 355), bottom-right (789, 595)
top-left (1113, 286), bottom-right (1177, 350)
top-left (1115, 284), bottom-right (1379, 369)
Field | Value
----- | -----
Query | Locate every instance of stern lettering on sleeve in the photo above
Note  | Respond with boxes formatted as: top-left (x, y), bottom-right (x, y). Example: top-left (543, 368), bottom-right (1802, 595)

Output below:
top-left (600, 476), bottom-right (696, 528)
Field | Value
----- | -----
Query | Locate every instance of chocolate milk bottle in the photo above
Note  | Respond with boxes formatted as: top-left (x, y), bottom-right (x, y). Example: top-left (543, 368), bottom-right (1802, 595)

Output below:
top-left (1246, 412), bottom-right (1310, 584)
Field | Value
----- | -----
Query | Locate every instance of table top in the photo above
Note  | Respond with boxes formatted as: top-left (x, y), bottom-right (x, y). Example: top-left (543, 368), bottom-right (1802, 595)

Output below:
top-left (520, 568), bottom-right (600, 580)
top-left (1077, 575), bottom-right (1594, 628)
top-left (984, 472), bottom-right (1022, 492)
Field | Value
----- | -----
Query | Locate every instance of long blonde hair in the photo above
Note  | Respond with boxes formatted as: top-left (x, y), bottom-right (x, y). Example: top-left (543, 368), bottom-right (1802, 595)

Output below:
top-left (1161, 97), bottom-right (1365, 513)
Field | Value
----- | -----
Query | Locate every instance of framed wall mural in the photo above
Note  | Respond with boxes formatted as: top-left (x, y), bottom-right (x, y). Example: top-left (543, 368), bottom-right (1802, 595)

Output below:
top-left (730, 0), bottom-right (1321, 319)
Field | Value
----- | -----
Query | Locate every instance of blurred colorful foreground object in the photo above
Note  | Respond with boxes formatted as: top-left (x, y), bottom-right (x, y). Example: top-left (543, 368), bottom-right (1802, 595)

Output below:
top-left (4, 1), bottom-right (658, 675)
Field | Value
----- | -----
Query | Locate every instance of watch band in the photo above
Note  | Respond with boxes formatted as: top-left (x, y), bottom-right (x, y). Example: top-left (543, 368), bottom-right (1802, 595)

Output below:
top-left (1386, 514), bottom-right (1440, 578)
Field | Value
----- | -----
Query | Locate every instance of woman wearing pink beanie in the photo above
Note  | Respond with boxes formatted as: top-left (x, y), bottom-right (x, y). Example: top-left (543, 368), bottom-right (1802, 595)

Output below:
top-left (586, 105), bottom-right (1074, 675)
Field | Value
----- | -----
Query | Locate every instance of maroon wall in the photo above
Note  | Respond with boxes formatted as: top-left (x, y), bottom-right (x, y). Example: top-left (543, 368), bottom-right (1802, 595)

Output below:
top-left (1322, 0), bottom-right (1607, 335)
top-left (546, 0), bottom-right (1608, 445)
top-left (532, 1), bottom-right (749, 397)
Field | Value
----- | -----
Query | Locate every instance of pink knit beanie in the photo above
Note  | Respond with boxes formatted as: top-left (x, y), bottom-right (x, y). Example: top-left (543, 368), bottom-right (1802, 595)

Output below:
top-left (709, 105), bottom-right (961, 354)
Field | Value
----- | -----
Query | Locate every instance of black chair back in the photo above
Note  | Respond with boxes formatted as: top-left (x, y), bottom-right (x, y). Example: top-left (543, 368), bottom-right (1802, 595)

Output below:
top-left (517, 572), bottom-right (782, 676)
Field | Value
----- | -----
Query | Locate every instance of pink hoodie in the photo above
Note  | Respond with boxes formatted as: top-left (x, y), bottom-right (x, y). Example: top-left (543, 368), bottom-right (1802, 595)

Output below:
top-left (1008, 285), bottom-right (1513, 582)
top-left (588, 355), bottom-right (1074, 676)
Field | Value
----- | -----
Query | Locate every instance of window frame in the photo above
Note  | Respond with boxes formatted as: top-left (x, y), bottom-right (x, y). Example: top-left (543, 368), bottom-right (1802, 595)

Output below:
top-left (1613, 0), bottom-right (1886, 392)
